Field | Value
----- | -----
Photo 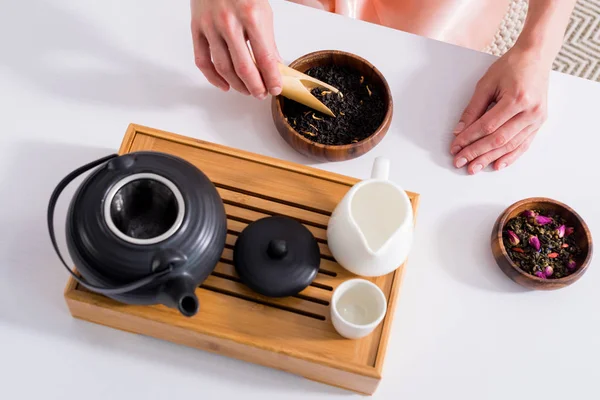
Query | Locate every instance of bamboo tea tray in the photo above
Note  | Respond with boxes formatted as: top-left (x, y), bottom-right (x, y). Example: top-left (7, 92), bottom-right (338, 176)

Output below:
top-left (64, 124), bottom-right (421, 395)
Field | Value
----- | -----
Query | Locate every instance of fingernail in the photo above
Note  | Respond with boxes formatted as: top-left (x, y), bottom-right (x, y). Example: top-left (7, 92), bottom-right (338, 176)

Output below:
top-left (257, 92), bottom-right (267, 100)
top-left (451, 146), bottom-right (461, 155)
top-left (472, 164), bottom-right (483, 174)
top-left (270, 86), bottom-right (282, 96)
top-left (453, 121), bottom-right (465, 134)
top-left (498, 162), bottom-right (507, 170)
top-left (455, 157), bottom-right (467, 168)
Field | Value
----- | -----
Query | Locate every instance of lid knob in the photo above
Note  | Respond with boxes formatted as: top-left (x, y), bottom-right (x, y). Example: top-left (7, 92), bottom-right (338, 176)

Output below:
top-left (267, 239), bottom-right (288, 259)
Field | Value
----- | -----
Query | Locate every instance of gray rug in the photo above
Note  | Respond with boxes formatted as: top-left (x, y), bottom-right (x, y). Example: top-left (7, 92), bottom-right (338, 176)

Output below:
top-left (486, 0), bottom-right (600, 82)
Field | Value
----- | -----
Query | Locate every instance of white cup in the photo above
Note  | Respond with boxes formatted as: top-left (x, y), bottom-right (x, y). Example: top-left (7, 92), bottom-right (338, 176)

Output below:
top-left (330, 279), bottom-right (387, 339)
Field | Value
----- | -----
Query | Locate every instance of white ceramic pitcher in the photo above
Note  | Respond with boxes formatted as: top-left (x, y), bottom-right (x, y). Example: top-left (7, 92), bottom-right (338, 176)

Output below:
top-left (327, 157), bottom-right (413, 277)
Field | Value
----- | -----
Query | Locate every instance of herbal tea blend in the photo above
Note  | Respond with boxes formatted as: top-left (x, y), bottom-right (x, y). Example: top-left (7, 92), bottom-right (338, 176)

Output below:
top-left (282, 65), bottom-right (386, 145)
top-left (503, 210), bottom-right (581, 279)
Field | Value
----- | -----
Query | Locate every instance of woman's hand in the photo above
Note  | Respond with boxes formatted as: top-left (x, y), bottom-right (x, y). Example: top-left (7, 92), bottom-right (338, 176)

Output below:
top-left (190, 0), bottom-right (282, 99)
top-left (450, 45), bottom-right (550, 174)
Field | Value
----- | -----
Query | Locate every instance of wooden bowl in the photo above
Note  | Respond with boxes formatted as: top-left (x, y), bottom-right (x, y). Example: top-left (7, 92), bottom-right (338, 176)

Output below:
top-left (271, 50), bottom-right (393, 162)
top-left (491, 197), bottom-right (593, 290)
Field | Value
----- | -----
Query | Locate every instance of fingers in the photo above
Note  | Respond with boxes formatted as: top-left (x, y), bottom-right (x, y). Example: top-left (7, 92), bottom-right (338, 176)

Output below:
top-left (493, 130), bottom-right (537, 171)
top-left (217, 13), bottom-right (268, 99)
top-left (205, 29), bottom-right (250, 95)
top-left (191, 2), bottom-right (281, 98)
top-left (451, 97), bottom-right (521, 156)
top-left (452, 111), bottom-right (536, 169)
top-left (453, 79), bottom-right (495, 135)
top-left (192, 33), bottom-right (229, 92)
top-left (465, 124), bottom-right (536, 174)
top-left (191, 0), bottom-right (282, 99)
top-left (246, 22), bottom-right (282, 96)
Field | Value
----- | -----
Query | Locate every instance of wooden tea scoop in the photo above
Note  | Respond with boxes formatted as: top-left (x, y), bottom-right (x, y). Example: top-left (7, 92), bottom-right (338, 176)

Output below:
top-left (246, 46), bottom-right (339, 117)
top-left (277, 63), bottom-right (340, 117)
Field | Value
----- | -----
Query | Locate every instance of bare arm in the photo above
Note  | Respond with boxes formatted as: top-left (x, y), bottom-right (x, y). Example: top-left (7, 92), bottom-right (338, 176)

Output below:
top-left (450, 0), bottom-right (577, 174)
top-left (517, 0), bottom-right (578, 65)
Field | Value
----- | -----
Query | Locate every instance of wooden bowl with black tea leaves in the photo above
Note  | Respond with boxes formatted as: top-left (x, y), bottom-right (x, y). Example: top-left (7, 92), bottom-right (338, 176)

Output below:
top-left (272, 50), bottom-right (393, 162)
top-left (491, 197), bottom-right (593, 290)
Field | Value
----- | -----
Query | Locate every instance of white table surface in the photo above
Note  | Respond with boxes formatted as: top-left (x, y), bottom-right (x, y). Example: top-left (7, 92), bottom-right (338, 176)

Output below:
top-left (1, 1), bottom-right (599, 399)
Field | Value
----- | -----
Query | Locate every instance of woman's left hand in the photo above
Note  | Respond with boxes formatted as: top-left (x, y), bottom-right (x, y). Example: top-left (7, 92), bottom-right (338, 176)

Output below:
top-left (450, 45), bottom-right (550, 174)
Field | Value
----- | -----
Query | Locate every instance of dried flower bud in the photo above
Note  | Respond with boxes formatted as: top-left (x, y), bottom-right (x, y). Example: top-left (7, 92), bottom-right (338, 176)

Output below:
top-left (512, 248), bottom-right (524, 253)
top-left (521, 210), bottom-right (537, 218)
top-left (534, 215), bottom-right (553, 226)
top-left (534, 271), bottom-right (546, 279)
top-left (566, 259), bottom-right (577, 270)
top-left (556, 225), bottom-right (566, 238)
top-left (548, 252), bottom-right (559, 259)
top-left (565, 227), bottom-right (575, 236)
top-left (561, 244), bottom-right (569, 248)
top-left (544, 266), bottom-right (554, 277)
top-left (529, 236), bottom-right (541, 252)
top-left (506, 230), bottom-right (520, 246)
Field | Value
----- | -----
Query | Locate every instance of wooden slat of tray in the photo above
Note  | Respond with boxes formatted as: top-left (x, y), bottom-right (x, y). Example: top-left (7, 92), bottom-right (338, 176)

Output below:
top-left (211, 262), bottom-right (331, 303)
top-left (224, 203), bottom-right (328, 241)
top-left (64, 123), bottom-right (421, 395)
top-left (217, 187), bottom-right (330, 228)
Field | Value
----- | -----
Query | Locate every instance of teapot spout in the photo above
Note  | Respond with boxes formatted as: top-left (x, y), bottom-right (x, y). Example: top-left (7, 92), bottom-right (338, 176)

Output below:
top-left (159, 275), bottom-right (199, 317)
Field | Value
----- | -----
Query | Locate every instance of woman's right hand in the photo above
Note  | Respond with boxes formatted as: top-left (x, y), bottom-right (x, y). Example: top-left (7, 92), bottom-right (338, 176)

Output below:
top-left (190, 0), bottom-right (282, 99)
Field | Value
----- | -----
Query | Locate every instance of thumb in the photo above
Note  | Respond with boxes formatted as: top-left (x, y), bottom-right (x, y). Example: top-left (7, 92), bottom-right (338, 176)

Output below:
top-left (454, 80), bottom-right (495, 136)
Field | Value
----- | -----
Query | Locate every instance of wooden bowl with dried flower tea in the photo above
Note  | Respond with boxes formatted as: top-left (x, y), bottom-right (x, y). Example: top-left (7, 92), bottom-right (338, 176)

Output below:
top-left (271, 50), bottom-right (393, 162)
top-left (491, 197), bottom-right (593, 290)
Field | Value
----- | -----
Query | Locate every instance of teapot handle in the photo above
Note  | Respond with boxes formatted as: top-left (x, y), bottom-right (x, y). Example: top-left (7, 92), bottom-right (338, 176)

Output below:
top-left (371, 157), bottom-right (390, 180)
top-left (47, 154), bottom-right (174, 295)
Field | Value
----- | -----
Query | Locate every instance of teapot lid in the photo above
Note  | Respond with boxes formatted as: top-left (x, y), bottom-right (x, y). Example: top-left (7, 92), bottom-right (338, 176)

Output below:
top-left (233, 216), bottom-right (320, 298)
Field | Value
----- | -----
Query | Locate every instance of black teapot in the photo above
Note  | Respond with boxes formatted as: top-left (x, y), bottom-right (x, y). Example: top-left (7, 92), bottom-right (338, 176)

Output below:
top-left (48, 151), bottom-right (227, 317)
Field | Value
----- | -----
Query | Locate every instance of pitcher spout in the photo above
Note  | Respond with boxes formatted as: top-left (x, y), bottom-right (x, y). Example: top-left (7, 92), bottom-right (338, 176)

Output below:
top-left (159, 274), bottom-right (199, 317)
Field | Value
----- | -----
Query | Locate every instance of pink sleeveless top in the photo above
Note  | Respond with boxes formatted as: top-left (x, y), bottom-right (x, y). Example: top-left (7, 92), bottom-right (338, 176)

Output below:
top-left (286, 0), bottom-right (510, 51)
top-left (288, 0), bottom-right (396, 26)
